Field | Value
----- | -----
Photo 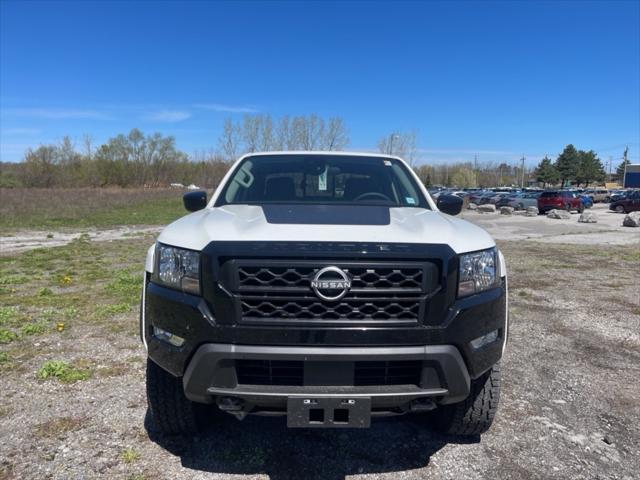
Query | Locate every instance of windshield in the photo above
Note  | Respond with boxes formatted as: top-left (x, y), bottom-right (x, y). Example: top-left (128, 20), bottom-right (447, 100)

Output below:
top-left (216, 154), bottom-right (429, 208)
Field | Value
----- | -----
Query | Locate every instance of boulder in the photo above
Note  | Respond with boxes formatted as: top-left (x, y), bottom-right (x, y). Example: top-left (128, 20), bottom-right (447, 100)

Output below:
top-left (623, 211), bottom-right (640, 227)
top-left (500, 206), bottom-right (514, 215)
top-left (468, 202), bottom-right (478, 210)
top-left (525, 206), bottom-right (539, 217)
top-left (512, 210), bottom-right (526, 216)
top-left (547, 209), bottom-right (571, 220)
top-left (477, 204), bottom-right (496, 213)
top-left (578, 211), bottom-right (597, 223)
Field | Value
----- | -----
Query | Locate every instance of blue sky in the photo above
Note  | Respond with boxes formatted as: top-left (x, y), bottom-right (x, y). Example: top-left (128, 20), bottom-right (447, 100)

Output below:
top-left (1, 0), bottom-right (639, 168)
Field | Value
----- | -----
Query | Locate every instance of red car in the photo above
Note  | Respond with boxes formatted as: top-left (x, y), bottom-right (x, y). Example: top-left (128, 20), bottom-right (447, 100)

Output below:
top-left (537, 190), bottom-right (584, 214)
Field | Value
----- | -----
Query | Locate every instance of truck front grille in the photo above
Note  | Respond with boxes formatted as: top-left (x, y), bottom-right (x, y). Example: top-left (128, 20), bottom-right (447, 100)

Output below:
top-left (220, 259), bottom-right (439, 326)
top-left (235, 360), bottom-right (423, 387)
top-left (240, 297), bottom-right (421, 322)
top-left (236, 360), bottom-right (304, 386)
top-left (238, 265), bottom-right (423, 290)
top-left (354, 360), bottom-right (422, 386)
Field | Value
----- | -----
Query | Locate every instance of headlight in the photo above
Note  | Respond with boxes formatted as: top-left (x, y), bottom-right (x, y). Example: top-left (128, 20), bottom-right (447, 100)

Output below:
top-left (154, 244), bottom-right (200, 295)
top-left (458, 247), bottom-right (498, 297)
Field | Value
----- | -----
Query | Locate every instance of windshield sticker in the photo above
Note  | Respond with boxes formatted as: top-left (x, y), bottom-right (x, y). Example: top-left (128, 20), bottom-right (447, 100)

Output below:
top-left (384, 160), bottom-right (392, 166)
top-left (318, 166), bottom-right (328, 191)
top-left (406, 197), bottom-right (416, 205)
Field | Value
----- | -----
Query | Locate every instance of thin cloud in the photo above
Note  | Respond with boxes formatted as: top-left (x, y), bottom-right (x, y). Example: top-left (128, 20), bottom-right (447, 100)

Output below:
top-left (143, 110), bottom-right (192, 122)
top-left (1, 127), bottom-right (42, 135)
top-left (194, 103), bottom-right (259, 113)
top-left (2, 108), bottom-right (112, 120)
top-left (418, 148), bottom-right (521, 156)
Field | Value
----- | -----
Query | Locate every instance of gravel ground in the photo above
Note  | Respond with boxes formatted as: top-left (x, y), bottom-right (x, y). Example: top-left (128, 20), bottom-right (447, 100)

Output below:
top-left (464, 203), bottom-right (639, 245)
top-left (0, 226), bottom-right (162, 254)
top-left (1, 213), bottom-right (639, 479)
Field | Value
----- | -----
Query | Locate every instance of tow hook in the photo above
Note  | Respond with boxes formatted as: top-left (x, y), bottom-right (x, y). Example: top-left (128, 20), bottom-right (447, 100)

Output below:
top-left (217, 396), bottom-right (249, 420)
top-left (410, 398), bottom-right (437, 412)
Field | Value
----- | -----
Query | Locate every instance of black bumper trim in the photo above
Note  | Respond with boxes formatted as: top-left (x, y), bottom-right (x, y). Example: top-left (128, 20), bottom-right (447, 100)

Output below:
top-left (182, 343), bottom-right (470, 406)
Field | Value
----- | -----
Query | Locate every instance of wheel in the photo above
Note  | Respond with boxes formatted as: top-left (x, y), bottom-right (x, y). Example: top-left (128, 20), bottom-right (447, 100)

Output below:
top-left (615, 205), bottom-right (625, 214)
top-left (565, 203), bottom-right (571, 212)
top-left (432, 363), bottom-right (501, 436)
top-left (578, 203), bottom-right (584, 213)
top-left (517, 202), bottom-right (524, 210)
top-left (146, 358), bottom-right (202, 435)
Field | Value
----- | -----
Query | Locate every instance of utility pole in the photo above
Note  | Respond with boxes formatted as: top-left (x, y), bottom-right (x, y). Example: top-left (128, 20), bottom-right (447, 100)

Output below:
top-left (388, 133), bottom-right (399, 155)
top-left (608, 155), bottom-right (613, 180)
top-left (520, 156), bottom-right (525, 188)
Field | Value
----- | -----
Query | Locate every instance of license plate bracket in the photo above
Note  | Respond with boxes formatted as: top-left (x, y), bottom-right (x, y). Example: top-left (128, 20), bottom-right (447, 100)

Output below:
top-left (287, 396), bottom-right (371, 428)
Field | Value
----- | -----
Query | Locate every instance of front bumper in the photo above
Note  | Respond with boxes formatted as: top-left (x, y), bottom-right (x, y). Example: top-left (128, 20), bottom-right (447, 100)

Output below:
top-left (182, 343), bottom-right (471, 407)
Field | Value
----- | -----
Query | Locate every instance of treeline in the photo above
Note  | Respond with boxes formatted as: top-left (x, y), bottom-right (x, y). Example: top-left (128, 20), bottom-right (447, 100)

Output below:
top-left (534, 144), bottom-right (609, 187)
top-left (217, 113), bottom-right (349, 158)
top-left (414, 162), bottom-right (530, 188)
top-left (0, 113), bottom-right (352, 188)
top-left (0, 114), bottom-right (623, 190)
top-left (0, 130), bottom-right (228, 188)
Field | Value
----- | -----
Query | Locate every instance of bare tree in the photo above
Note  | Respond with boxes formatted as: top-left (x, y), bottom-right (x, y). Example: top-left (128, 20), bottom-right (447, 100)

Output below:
top-left (323, 117), bottom-right (349, 150)
top-left (242, 114), bottom-right (261, 153)
top-left (259, 114), bottom-right (274, 151)
top-left (377, 131), bottom-right (418, 164)
top-left (274, 115), bottom-right (291, 151)
top-left (82, 134), bottom-right (94, 159)
top-left (217, 118), bottom-right (241, 160)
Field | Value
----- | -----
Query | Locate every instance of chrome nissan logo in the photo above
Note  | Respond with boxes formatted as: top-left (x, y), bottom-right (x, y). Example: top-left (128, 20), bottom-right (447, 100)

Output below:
top-left (310, 266), bottom-right (352, 302)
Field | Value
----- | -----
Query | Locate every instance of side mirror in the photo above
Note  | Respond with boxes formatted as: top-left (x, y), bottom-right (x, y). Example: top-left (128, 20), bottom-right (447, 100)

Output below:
top-left (437, 194), bottom-right (463, 215)
top-left (183, 190), bottom-right (207, 212)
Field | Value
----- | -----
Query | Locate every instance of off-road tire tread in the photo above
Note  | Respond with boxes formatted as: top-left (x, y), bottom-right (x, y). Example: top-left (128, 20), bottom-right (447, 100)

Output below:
top-left (434, 363), bottom-right (501, 436)
top-left (146, 358), bottom-right (199, 435)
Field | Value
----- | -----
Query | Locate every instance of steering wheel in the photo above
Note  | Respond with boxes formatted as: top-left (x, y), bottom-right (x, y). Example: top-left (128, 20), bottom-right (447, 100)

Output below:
top-left (354, 192), bottom-right (392, 202)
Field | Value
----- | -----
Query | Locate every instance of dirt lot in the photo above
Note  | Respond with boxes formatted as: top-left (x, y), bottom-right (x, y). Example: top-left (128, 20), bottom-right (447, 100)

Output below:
top-left (0, 204), bottom-right (638, 480)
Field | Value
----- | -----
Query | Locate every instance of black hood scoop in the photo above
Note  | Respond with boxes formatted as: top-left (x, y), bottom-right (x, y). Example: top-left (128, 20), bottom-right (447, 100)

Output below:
top-left (262, 204), bottom-right (391, 225)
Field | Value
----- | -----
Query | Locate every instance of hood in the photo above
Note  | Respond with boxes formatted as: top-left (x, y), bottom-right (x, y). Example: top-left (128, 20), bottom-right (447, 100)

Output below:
top-left (157, 204), bottom-right (495, 254)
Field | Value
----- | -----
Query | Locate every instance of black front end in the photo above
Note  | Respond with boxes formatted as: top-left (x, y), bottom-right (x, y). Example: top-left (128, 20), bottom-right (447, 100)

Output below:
top-left (143, 241), bottom-right (507, 425)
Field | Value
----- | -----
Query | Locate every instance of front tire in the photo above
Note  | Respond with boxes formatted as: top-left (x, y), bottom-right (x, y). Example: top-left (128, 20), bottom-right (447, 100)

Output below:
top-left (432, 363), bottom-right (501, 436)
top-left (146, 358), bottom-right (201, 435)
top-left (615, 205), bottom-right (625, 214)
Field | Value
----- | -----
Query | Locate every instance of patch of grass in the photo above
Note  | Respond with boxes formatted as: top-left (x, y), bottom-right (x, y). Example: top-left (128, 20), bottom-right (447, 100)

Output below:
top-left (94, 303), bottom-right (132, 320)
top-left (0, 351), bottom-right (10, 363)
top-left (0, 328), bottom-right (18, 344)
top-left (0, 274), bottom-right (30, 286)
top-left (0, 187), bottom-right (186, 232)
top-left (35, 416), bottom-right (85, 438)
top-left (127, 475), bottom-right (147, 480)
top-left (37, 360), bottom-right (92, 383)
top-left (106, 271), bottom-right (142, 304)
top-left (121, 447), bottom-right (140, 464)
top-left (21, 321), bottom-right (48, 336)
top-left (0, 306), bottom-right (20, 326)
top-left (38, 287), bottom-right (54, 296)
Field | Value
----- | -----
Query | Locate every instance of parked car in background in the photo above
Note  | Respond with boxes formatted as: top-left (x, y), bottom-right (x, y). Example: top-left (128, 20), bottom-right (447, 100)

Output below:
top-left (609, 189), bottom-right (640, 213)
top-left (538, 190), bottom-right (584, 214)
top-left (579, 194), bottom-right (593, 209)
top-left (609, 190), bottom-right (629, 203)
top-left (583, 188), bottom-right (610, 203)
top-left (468, 191), bottom-right (490, 204)
top-left (503, 192), bottom-right (540, 210)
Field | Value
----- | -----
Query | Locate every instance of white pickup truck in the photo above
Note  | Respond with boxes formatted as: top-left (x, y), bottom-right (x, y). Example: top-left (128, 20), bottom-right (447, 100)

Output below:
top-left (141, 152), bottom-right (508, 435)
